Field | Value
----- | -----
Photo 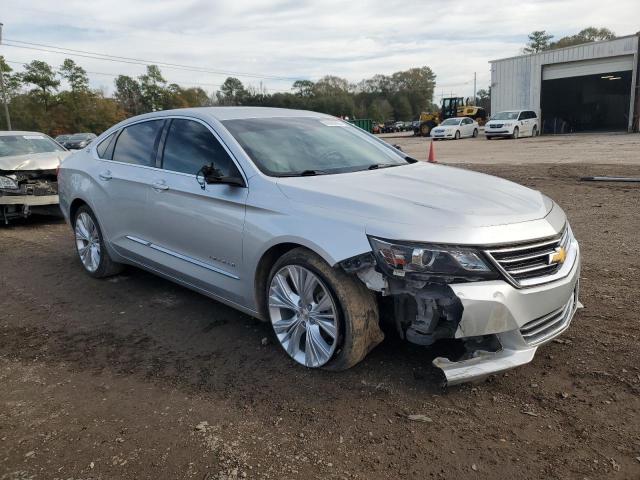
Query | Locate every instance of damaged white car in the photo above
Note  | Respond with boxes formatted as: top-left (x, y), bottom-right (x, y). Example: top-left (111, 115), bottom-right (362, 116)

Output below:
top-left (58, 108), bottom-right (580, 385)
top-left (0, 131), bottom-right (70, 223)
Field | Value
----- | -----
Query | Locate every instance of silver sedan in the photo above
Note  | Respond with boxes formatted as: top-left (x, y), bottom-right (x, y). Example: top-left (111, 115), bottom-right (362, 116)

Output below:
top-left (58, 107), bottom-right (580, 385)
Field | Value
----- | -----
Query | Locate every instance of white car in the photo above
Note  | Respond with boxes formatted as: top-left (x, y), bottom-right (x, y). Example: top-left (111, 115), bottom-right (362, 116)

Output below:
top-left (485, 110), bottom-right (539, 139)
top-left (431, 117), bottom-right (479, 140)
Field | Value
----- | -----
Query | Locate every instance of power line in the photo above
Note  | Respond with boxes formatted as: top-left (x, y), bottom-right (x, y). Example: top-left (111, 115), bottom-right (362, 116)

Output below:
top-left (3, 38), bottom-right (303, 83)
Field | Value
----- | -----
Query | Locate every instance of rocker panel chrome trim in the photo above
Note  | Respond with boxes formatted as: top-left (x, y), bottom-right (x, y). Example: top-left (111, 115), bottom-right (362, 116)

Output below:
top-left (125, 235), bottom-right (240, 280)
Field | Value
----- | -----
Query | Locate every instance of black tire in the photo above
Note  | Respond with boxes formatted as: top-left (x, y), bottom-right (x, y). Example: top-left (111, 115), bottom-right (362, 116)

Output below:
top-left (511, 127), bottom-right (519, 139)
top-left (532, 125), bottom-right (538, 137)
top-left (454, 130), bottom-right (461, 140)
top-left (73, 205), bottom-right (123, 278)
top-left (267, 247), bottom-right (383, 371)
top-left (472, 128), bottom-right (478, 138)
top-left (420, 123), bottom-right (431, 137)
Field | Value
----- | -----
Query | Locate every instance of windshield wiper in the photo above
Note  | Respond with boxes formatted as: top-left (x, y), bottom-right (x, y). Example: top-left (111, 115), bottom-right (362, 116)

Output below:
top-left (279, 169), bottom-right (329, 177)
top-left (367, 163), bottom-right (401, 170)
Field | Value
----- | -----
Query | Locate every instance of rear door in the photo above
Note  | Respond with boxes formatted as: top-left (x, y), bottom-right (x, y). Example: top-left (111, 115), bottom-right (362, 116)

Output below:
top-left (93, 119), bottom-right (165, 260)
top-left (517, 111), bottom-right (530, 135)
top-left (142, 118), bottom-right (249, 303)
top-left (459, 118), bottom-right (471, 137)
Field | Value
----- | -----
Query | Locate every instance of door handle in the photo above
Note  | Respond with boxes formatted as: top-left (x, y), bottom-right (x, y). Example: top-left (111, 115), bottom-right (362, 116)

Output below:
top-left (98, 170), bottom-right (112, 181)
top-left (151, 181), bottom-right (169, 192)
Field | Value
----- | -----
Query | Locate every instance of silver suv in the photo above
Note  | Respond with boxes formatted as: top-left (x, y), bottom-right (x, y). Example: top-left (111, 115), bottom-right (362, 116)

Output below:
top-left (58, 107), bottom-right (580, 385)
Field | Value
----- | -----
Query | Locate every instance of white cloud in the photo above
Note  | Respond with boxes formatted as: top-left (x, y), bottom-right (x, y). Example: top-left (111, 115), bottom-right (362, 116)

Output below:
top-left (2, 0), bottom-right (639, 97)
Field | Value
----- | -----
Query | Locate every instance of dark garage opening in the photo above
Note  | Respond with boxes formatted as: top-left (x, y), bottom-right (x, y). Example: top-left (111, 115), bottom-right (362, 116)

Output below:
top-left (541, 70), bottom-right (631, 133)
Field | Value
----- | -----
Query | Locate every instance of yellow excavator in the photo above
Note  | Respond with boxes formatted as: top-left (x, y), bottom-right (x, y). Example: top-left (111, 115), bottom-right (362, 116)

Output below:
top-left (414, 97), bottom-right (488, 136)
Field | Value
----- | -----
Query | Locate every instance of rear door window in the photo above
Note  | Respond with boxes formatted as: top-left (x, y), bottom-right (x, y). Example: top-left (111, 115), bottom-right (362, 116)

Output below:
top-left (112, 120), bottom-right (164, 167)
top-left (161, 119), bottom-right (240, 177)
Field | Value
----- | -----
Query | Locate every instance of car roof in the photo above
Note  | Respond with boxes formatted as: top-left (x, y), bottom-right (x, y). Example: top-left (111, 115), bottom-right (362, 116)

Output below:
top-left (123, 107), bottom-right (333, 124)
top-left (0, 130), bottom-right (49, 137)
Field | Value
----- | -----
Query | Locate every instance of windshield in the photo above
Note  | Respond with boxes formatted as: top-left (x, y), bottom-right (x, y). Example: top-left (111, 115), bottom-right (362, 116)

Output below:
top-left (0, 134), bottom-right (65, 158)
top-left (69, 134), bottom-right (93, 141)
top-left (491, 111), bottom-right (519, 120)
top-left (222, 117), bottom-right (409, 176)
top-left (440, 118), bottom-right (461, 126)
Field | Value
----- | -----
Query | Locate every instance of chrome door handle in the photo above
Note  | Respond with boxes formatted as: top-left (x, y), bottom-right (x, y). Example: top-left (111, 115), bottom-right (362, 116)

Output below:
top-left (98, 170), bottom-right (112, 181)
top-left (151, 181), bottom-right (169, 191)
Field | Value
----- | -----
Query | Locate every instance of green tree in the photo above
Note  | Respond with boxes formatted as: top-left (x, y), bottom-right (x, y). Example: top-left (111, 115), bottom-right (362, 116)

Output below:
top-left (20, 60), bottom-right (59, 110)
top-left (114, 75), bottom-right (142, 116)
top-left (523, 30), bottom-right (554, 53)
top-left (59, 58), bottom-right (89, 92)
top-left (216, 77), bottom-right (247, 105)
top-left (292, 79), bottom-right (315, 97)
top-left (139, 65), bottom-right (167, 112)
top-left (392, 94), bottom-right (412, 121)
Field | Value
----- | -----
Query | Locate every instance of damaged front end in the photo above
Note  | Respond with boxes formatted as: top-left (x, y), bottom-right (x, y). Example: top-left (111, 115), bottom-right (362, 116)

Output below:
top-left (340, 231), bottom-right (580, 386)
top-left (0, 169), bottom-right (59, 223)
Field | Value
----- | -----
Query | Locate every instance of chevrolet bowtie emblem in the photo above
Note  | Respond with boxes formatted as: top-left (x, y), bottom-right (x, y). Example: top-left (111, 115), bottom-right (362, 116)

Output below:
top-left (549, 247), bottom-right (567, 265)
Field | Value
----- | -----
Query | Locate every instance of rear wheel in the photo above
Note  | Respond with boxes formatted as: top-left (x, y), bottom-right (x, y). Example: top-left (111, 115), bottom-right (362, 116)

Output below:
top-left (472, 128), bottom-right (478, 138)
top-left (420, 123), bottom-right (431, 137)
top-left (511, 127), bottom-right (519, 139)
top-left (73, 206), bottom-right (123, 278)
top-left (267, 248), bottom-right (383, 370)
top-left (532, 125), bottom-right (538, 137)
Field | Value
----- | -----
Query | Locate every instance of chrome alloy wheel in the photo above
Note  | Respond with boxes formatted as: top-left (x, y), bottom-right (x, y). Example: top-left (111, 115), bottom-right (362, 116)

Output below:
top-left (75, 212), bottom-right (101, 272)
top-left (268, 265), bottom-right (339, 368)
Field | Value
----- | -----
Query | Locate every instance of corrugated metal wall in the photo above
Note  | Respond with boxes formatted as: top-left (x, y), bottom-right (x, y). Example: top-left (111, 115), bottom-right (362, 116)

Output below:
top-left (490, 35), bottom-right (639, 129)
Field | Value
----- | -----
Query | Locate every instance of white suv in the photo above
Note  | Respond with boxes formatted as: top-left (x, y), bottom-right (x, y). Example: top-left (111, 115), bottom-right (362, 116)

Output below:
top-left (485, 110), bottom-right (539, 139)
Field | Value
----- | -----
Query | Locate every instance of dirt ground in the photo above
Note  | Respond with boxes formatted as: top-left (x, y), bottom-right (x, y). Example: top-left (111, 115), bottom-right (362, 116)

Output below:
top-left (1, 135), bottom-right (640, 479)
top-left (383, 131), bottom-right (640, 165)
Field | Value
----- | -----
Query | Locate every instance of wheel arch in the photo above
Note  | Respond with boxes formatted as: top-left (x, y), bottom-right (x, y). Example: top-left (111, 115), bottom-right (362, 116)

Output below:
top-left (254, 241), bottom-right (328, 321)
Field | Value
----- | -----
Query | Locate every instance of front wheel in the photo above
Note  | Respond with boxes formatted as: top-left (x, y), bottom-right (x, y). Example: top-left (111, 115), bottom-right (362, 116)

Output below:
top-left (532, 125), bottom-right (538, 137)
top-left (266, 248), bottom-right (383, 370)
top-left (454, 130), bottom-right (461, 140)
top-left (511, 127), bottom-right (519, 139)
top-left (73, 205), bottom-right (123, 278)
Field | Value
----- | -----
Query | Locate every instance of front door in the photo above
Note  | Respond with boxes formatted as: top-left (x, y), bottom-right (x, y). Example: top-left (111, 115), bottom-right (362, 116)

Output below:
top-left (142, 118), bottom-right (249, 304)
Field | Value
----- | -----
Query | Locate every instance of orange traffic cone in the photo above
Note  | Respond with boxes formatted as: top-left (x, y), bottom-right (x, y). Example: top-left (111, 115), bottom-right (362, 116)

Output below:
top-left (427, 140), bottom-right (436, 163)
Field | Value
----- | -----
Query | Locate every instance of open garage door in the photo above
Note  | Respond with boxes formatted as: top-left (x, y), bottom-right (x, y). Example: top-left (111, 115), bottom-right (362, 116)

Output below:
top-left (541, 56), bottom-right (633, 134)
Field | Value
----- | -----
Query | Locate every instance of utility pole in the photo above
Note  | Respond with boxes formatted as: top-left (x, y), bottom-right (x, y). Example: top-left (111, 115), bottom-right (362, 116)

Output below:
top-left (473, 72), bottom-right (477, 105)
top-left (0, 23), bottom-right (12, 130)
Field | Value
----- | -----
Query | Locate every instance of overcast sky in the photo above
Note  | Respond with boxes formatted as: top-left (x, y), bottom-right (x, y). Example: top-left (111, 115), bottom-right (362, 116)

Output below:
top-left (2, 0), bottom-right (639, 98)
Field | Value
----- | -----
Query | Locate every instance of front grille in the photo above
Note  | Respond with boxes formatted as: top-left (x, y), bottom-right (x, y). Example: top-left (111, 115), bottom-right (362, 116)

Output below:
top-left (490, 124), bottom-right (503, 128)
top-left (485, 228), bottom-right (571, 287)
top-left (520, 287), bottom-right (578, 346)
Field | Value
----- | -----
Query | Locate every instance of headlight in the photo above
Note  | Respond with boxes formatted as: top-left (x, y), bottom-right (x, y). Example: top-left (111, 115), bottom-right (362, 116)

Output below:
top-left (0, 175), bottom-right (18, 189)
top-left (369, 237), bottom-right (497, 281)
top-left (503, 122), bottom-right (513, 127)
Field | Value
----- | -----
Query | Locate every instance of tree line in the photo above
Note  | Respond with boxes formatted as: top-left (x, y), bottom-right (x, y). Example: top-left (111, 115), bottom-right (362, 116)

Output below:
top-left (523, 27), bottom-right (616, 54)
top-left (0, 57), bottom-right (437, 135)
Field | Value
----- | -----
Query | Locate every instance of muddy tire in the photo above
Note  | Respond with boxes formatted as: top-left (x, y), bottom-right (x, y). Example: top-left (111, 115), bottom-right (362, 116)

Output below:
top-left (73, 205), bottom-right (123, 278)
top-left (454, 130), bottom-right (461, 140)
top-left (266, 247), bottom-right (383, 371)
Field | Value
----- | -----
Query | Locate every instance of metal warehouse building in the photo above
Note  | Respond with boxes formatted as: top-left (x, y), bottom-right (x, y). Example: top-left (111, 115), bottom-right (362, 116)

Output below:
top-left (490, 33), bottom-right (640, 133)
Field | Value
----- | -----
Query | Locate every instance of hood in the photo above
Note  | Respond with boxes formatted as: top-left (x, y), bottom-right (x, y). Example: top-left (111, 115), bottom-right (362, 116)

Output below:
top-left (0, 151), bottom-right (71, 171)
top-left (277, 162), bottom-right (551, 230)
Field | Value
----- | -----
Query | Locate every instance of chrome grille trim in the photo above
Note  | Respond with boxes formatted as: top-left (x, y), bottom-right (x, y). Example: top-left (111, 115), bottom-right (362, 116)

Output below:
top-left (520, 287), bottom-right (578, 346)
top-left (484, 227), bottom-right (575, 288)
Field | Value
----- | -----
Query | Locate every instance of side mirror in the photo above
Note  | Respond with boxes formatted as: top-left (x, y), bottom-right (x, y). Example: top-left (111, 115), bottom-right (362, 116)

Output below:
top-left (196, 164), bottom-right (246, 190)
